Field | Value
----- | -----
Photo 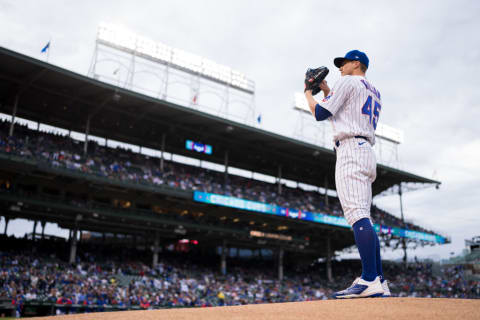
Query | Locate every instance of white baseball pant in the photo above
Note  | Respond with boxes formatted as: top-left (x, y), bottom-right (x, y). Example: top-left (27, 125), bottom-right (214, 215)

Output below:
top-left (334, 137), bottom-right (377, 226)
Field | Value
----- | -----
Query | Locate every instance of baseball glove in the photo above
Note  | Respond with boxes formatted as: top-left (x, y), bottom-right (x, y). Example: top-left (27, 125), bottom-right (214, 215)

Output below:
top-left (304, 66), bottom-right (329, 95)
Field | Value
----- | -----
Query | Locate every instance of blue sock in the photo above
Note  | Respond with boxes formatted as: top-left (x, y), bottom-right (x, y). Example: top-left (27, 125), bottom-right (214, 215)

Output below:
top-left (352, 218), bottom-right (377, 282)
top-left (373, 229), bottom-right (384, 281)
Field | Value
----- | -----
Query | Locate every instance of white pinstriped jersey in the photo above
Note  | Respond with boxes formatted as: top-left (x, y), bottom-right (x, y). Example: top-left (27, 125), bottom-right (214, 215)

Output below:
top-left (320, 75), bottom-right (381, 145)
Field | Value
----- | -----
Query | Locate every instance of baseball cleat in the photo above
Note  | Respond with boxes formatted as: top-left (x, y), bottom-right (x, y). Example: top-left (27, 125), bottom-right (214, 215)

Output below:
top-left (381, 279), bottom-right (391, 297)
top-left (332, 276), bottom-right (384, 299)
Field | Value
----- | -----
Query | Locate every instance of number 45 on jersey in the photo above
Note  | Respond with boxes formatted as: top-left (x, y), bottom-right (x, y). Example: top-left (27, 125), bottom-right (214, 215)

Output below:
top-left (362, 96), bottom-right (381, 130)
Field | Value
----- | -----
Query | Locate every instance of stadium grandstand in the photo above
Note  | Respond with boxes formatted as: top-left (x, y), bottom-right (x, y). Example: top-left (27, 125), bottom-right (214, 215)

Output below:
top-left (0, 46), bottom-right (474, 317)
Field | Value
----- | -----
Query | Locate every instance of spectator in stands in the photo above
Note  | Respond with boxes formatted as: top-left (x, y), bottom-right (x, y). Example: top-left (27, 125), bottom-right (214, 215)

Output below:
top-left (0, 120), bottom-right (436, 234)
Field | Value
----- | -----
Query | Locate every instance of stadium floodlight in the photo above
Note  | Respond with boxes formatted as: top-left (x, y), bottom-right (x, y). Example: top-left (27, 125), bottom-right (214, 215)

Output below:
top-left (98, 22), bottom-right (136, 51)
top-left (172, 48), bottom-right (202, 73)
top-left (96, 22), bottom-right (254, 94)
top-left (136, 36), bottom-right (157, 58)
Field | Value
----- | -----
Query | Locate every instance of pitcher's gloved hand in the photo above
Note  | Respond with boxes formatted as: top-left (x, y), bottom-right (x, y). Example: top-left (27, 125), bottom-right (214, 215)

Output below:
top-left (304, 66), bottom-right (329, 95)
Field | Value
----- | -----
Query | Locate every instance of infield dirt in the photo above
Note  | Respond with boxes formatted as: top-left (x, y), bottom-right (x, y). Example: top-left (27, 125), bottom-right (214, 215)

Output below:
top-left (27, 297), bottom-right (480, 320)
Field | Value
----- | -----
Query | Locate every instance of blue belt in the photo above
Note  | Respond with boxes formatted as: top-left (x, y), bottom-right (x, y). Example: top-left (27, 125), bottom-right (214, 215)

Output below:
top-left (335, 136), bottom-right (368, 148)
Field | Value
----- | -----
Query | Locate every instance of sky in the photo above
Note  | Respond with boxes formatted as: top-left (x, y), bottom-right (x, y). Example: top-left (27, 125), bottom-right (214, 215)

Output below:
top-left (0, 0), bottom-right (479, 261)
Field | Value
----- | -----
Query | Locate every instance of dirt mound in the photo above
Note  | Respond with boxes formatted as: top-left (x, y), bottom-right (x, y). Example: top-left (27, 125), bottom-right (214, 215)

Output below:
top-left (28, 298), bottom-right (480, 320)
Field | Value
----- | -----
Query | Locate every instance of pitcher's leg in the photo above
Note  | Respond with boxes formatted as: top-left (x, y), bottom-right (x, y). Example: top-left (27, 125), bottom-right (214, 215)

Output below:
top-left (373, 228), bottom-right (384, 280)
top-left (335, 143), bottom-right (378, 282)
top-left (353, 218), bottom-right (377, 281)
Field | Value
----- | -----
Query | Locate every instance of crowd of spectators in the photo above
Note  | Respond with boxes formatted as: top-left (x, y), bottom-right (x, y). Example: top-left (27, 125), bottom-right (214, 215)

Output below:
top-left (0, 120), bottom-right (436, 234)
top-left (386, 261), bottom-right (480, 298)
top-left (0, 236), bottom-right (479, 317)
top-left (0, 237), bottom-right (333, 316)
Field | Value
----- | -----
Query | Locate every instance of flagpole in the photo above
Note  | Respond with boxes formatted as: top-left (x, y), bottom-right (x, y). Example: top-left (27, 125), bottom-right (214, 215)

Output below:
top-left (47, 37), bottom-right (51, 62)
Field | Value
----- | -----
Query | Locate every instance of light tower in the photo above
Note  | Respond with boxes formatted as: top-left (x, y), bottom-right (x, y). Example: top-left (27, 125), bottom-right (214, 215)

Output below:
top-left (88, 23), bottom-right (256, 125)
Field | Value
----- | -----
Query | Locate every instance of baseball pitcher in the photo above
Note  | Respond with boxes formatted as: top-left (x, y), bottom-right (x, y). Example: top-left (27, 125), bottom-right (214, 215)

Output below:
top-left (304, 50), bottom-right (391, 298)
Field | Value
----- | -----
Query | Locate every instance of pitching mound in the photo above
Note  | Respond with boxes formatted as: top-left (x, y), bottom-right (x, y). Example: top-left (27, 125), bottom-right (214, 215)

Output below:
top-left (27, 298), bottom-right (480, 320)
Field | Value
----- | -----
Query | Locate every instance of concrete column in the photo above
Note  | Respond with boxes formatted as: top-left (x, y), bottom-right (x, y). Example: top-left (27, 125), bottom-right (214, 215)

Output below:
top-left (69, 228), bottom-right (78, 264)
top-left (221, 240), bottom-right (227, 275)
top-left (83, 117), bottom-right (91, 156)
top-left (41, 221), bottom-right (46, 239)
top-left (277, 165), bottom-right (282, 195)
top-left (324, 175), bottom-right (329, 207)
top-left (224, 150), bottom-right (229, 186)
top-left (160, 133), bottom-right (166, 171)
top-left (152, 232), bottom-right (160, 267)
top-left (69, 215), bottom-right (82, 264)
top-left (3, 217), bottom-right (10, 235)
top-left (278, 248), bottom-right (284, 281)
top-left (32, 220), bottom-right (38, 240)
top-left (326, 236), bottom-right (333, 282)
top-left (8, 93), bottom-right (20, 137)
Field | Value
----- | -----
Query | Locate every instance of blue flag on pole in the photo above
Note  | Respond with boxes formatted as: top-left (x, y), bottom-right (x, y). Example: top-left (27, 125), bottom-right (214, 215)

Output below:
top-left (41, 41), bottom-right (50, 53)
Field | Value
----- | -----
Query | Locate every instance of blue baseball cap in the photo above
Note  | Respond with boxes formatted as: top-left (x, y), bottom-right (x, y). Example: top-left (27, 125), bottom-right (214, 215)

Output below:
top-left (334, 50), bottom-right (369, 69)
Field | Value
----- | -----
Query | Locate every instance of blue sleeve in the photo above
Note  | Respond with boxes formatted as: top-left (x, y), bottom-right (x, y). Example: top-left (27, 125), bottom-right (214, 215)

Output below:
top-left (315, 103), bottom-right (332, 121)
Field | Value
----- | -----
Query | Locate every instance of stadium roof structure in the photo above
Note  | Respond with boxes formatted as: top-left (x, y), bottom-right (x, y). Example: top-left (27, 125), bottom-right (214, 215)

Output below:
top-left (0, 152), bottom-right (356, 258)
top-left (0, 46), bottom-right (441, 195)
